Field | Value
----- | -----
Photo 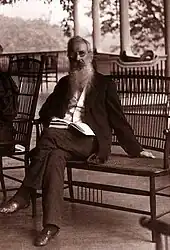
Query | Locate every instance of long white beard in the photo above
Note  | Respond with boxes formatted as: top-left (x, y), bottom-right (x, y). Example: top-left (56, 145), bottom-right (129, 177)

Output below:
top-left (69, 63), bottom-right (94, 95)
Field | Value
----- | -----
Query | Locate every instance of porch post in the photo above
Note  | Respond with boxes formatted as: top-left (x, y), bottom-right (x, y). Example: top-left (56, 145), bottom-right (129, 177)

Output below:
top-left (73, 0), bottom-right (80, 36)
top-left (120, 0), bottom-right (133, 56)
top-left (164, 0), bottom-right (170, 77)
top-left (92, 0), bottom-right (101, 52)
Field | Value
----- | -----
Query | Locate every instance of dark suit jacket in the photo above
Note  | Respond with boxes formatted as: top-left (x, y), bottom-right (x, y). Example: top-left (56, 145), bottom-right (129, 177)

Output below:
top-left (39, 72), bottom-right (143, 162)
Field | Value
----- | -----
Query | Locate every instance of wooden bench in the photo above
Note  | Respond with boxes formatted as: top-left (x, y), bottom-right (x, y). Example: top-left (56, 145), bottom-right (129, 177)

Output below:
top-left (32, 73), bottom-right (170, 242)
top-left (63, 74), bottom-right (170, 242)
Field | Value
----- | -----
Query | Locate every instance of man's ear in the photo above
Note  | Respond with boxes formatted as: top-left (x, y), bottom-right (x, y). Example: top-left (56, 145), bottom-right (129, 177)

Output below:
top-left (88, 51), bottom-right (93, 62)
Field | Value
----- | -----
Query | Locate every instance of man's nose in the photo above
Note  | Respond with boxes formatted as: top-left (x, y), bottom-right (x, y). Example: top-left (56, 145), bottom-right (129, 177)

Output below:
top-left (75, 53), bottom-right (81, 61)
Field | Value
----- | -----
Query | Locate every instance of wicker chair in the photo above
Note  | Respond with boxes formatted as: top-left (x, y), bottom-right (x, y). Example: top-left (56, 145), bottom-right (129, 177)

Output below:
top-left (0, 57), bottom-right (44, 202)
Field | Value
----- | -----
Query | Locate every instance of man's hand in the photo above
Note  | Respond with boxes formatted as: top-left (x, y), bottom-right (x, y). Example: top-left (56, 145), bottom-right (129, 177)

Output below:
top-left (87, 153), bottom-right (104, 164)
top-left (140, 150), bottom-right (155, 159)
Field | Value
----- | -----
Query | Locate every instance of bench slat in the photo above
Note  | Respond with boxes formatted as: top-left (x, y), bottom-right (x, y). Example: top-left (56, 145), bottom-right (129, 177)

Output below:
top-left (67, 154), bottom-right (168, 177)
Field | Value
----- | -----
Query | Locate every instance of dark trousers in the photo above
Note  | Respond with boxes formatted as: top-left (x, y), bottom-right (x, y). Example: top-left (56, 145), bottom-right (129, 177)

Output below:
top-left (22, 127), bottom-right (95, 227)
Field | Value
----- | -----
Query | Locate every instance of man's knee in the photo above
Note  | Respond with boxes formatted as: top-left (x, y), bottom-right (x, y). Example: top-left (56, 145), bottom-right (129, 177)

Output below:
top-left (49, 149), bottom-right (69, 163)
top-left (41, 127), bottom-right (56, 138)
top-left (37, 128), bottom-right (58, 147)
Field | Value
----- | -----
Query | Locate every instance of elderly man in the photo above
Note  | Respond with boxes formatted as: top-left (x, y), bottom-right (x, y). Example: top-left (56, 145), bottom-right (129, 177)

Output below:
top-left (0, 36), bottom-right (154, 247)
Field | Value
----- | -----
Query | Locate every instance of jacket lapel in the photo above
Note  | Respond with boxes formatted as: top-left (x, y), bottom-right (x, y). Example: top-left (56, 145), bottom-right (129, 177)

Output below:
top-left (84, 73), bottom-right (99, 110)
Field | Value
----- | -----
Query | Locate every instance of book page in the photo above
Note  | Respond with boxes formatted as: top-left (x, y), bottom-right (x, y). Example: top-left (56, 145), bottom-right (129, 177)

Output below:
top-left (69, 122), bottom-right (95, 136)
top-left (51, 117), bottom-right (71, 125)
top-left (49, 117), bottom-right (70, 129)
top-left (49, 118), bottom-right (95, 136)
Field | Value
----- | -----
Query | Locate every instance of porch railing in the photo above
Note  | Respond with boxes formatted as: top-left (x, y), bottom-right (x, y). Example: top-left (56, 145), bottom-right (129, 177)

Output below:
top-left (0, 50), bottom-right (167, 88)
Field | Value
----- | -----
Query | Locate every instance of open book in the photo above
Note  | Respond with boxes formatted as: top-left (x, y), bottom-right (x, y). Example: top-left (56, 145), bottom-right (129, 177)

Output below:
top-left (49, 118), bottom-right (95, 136)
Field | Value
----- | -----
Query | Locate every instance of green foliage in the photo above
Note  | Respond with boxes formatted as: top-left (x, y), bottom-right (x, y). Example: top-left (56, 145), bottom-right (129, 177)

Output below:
top-left (59, 0), bottom-right (165, 54)
top-left (0, 15), bottom-right (68, 52)
top-left (99, 0), bottom-right (119, 35)
top-left (0, 0), bottom-right (165, 53)
top-left (98, 0), bottom-right (164, 53)
top-left (129, 0), bottom-right (164, 53)
top-left (0, 0), bottom-right (52, 4)
top-left (60, 0), bottom-right (73, 37)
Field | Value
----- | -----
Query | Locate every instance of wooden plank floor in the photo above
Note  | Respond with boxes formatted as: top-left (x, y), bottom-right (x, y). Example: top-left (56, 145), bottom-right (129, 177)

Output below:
top-left (0, 192), bottom-right (156, 250)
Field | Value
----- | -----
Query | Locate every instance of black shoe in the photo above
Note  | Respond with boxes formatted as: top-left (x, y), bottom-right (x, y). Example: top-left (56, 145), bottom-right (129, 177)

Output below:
top-left (34, 225), bottom-right (60, 247)
top-left (0, 198), bottom-right (30, 214)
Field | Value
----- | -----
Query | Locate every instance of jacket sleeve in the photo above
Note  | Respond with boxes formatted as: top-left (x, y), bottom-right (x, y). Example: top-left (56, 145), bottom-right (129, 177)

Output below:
top-left (106, 78), bottom-right (143, 157)
top-left (39, 77), bottom-right (65, 126)
top-left (0, 72), bottom-right (19, 122)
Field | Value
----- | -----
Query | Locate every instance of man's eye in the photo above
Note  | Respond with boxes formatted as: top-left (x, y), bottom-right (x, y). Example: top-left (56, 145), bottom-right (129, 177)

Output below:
top-left (68, 51), bottom-right (86, 59)
top-left (79, 51), bottom-right (86, 57)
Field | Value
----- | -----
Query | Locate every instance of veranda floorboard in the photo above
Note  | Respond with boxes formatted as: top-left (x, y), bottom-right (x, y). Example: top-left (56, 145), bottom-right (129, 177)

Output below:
top-left (0, 196), bottom-right (155, 250)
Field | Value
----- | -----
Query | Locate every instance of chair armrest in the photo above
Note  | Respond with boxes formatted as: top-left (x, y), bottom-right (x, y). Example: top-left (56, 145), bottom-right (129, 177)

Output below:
top-left (13, 118), bottom-right (30, 123)
top-left (33, 118), bottom-right (41, 125)
top-left (164, 129), bottom-right (170, 135)
top-left (33, 118), bottom-right (43, 144)
top-left (163, 129), bottom-right (170, 169)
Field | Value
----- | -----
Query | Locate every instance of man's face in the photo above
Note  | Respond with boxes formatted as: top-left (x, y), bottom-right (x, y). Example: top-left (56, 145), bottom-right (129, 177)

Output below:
top-left (68, 41), bottom-right (92, 71)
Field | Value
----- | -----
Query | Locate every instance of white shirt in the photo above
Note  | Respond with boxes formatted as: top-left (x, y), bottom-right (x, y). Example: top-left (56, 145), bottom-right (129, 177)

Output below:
top-left (49, 86), bottom-right (95, 136)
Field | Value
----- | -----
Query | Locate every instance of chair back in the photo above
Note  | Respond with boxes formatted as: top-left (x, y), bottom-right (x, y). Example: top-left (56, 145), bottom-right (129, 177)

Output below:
top-left (111, 74), bottom-right (170, 152)
top-left (8, 57), bottom-right (44, 149)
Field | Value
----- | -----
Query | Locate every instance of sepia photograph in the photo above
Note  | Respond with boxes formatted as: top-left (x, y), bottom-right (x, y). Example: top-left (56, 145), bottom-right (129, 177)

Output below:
top-left (0, 0), bottom-right (169, 249)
